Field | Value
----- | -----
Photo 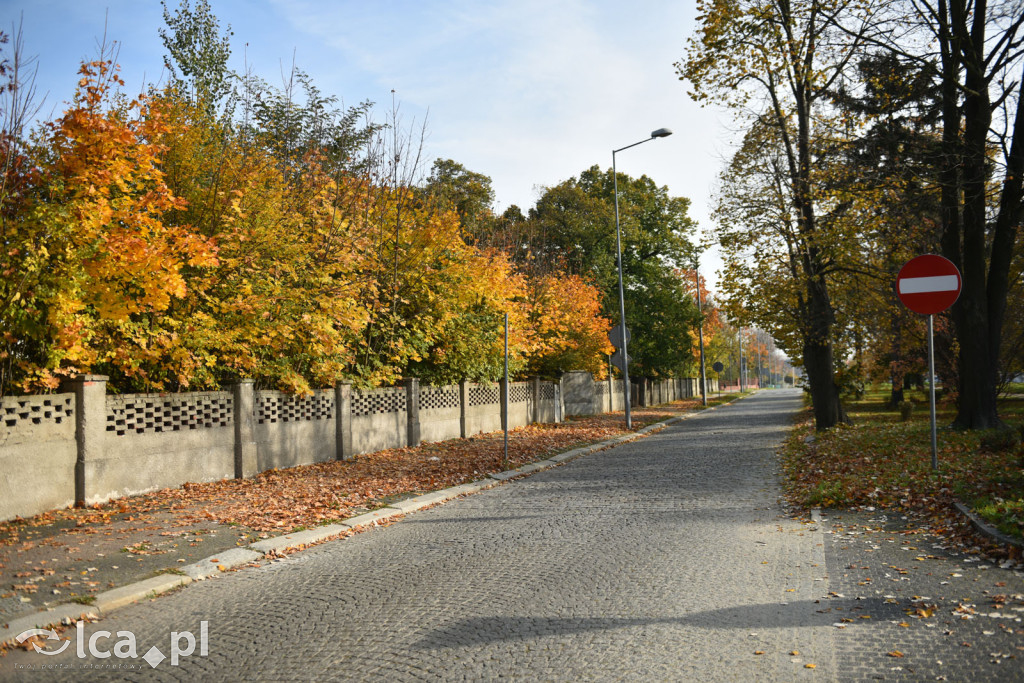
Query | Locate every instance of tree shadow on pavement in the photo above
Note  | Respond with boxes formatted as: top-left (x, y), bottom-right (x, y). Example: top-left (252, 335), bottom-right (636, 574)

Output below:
top-left (413, 597), bottom-right (907, 649)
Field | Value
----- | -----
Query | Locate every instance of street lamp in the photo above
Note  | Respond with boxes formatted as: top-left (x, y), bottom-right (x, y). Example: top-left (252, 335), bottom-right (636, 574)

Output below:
top-left (612, 127), bottom-right (672, 429)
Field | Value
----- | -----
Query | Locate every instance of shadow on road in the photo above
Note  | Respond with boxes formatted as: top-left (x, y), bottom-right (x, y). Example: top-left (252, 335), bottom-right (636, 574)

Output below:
top-left (413, 596), bottom-right (907, 649)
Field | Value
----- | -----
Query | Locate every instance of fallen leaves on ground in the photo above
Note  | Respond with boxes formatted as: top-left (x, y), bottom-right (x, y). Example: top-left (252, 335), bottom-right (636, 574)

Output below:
top-left (780, 390), bottom-right (1024, 555)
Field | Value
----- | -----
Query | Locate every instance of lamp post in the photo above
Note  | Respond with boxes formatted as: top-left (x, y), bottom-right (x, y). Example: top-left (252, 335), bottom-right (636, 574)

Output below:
top-left (613, 127), bottom-right (672, 429)
top-left (738, 326), bottom-right (745, 392)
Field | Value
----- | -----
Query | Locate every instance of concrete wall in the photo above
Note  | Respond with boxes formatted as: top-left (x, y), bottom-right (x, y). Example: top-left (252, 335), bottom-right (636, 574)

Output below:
top-left (563, 371), bottom-right (600, 417)
top-left (351, 387), bottom-right (408, 455)
top-left (2, 370), bottom-right (704, 521)
top-left (419, 384), bottom-right (461, 444)
top-left (465, 382), bottom-right (501, 436)
top-left (535, 381), bottom-right (560, 424)
top-left (508, 382), bottom-right (531, 429)
top-left (0, 393), bottom-right (77, 520)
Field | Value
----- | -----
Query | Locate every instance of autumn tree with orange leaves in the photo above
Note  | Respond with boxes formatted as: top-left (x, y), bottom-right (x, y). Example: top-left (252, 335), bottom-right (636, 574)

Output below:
top-left (0, 10), bottom-right (615, 396)
top-left (1, 49), bottom-right (217, 393)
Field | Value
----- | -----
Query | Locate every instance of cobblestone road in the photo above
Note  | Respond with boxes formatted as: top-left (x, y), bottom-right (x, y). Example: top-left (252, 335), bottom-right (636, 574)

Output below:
top-left (822, 508), bottom-right (1024, 681)
top-left (4, 389), bottom-right (1021, 681)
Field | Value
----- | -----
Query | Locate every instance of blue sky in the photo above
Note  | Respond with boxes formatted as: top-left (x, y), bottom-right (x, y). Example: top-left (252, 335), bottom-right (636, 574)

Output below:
top-left (2, 0), bottom-right (732, 282)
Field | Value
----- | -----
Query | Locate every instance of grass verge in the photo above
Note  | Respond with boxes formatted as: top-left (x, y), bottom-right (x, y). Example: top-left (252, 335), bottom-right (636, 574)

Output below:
top-left (781, 387), bottom-right (1024, 550)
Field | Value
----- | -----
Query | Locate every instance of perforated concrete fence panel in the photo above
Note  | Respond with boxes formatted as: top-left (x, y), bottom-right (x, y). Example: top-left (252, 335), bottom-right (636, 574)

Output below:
top-left (465, 383), bottom-right (501, 436)
top-left (508, 382), bottom-right (532, 429)
top-left (419, 384), bottom-right (461, 444)
top-left (351, 387), bottom-right (408, 455)
top-left (253, 390), bottom-right (336, 471)
top-left (0, 394), bottom-right (77, 520)
top-left (536, 382), bottom-right (560, 424)
top-left (96, 392), bottom-right (236, 504)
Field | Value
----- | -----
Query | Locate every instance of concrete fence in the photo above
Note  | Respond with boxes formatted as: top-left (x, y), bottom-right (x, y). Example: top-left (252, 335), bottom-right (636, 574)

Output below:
top-left (561, 371), bottom-right (718, 417)
top-left (1, 371), bottom-right (710, 521)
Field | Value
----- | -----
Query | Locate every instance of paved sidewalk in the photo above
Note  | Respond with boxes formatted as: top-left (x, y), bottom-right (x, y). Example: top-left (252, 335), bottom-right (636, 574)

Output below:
top-left (820, 508), bottom-right (1024, 681)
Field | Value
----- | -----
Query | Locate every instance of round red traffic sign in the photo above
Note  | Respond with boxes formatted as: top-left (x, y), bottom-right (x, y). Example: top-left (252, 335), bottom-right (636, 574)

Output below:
top-left (896, 254), bottom-right (962, 315)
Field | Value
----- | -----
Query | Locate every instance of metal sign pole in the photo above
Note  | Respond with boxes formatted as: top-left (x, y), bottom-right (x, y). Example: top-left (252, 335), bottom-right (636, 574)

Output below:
top-left (695, 266), bottom-right (708, 407)
top-left (896, 254), bottom-right (962, 473)
top-left (928, 313), bottom-right (938, 470)
top-left (612, 151), bottom-right (632, 430)
top-left (503, 313), bottom-right (509, 469)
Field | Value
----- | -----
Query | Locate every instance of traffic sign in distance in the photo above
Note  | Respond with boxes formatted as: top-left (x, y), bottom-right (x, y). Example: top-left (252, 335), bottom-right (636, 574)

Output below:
top-left (608, 325), bottom-right (631, 350)
top-left (610, 349), bottom-right (632, 373)
top-left (712, 361), bottom-right (724, 373)
top-left (897, 254), bottom-right (962, 315)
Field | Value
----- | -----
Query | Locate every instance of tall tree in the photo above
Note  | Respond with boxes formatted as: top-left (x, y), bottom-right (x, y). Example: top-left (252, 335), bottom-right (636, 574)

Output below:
top-left (0, 24), bottom-right (46, 394)
top-left (423, 158), bottom-right (496, 243)
top-left (924, 0), bottom-right (1023, 428)
top-left (827, 51), bottom-right (945, 404)
top-left (159, 0), bottom-right (233, 115)
top-left (519, 166), bottom-right (699, 377)
top-left (679, 0), bottom-right (875, 430)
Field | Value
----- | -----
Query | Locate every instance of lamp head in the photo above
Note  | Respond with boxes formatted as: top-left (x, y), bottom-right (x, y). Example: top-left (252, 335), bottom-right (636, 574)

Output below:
top-left (650, 128), bottom-right (673, 138)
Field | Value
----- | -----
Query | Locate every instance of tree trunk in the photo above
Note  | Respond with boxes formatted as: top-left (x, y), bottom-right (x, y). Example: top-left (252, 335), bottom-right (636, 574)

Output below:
top-left (804, 339), bottom-right (847, 430)
top-left (802, 275), bottom-right (848, 430)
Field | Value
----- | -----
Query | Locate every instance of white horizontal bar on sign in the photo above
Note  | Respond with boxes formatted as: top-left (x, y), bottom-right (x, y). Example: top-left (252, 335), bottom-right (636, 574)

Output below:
top-left (898, 274), bottom-right (959, 294)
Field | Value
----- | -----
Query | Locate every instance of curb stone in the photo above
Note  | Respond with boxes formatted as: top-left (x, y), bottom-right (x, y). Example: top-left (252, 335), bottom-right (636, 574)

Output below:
top-left (953, 500), bottom-right (1024, 551)
top-left (183, 548), bottom-right (265, 579)
top-left (488, 461), bottom-right (554, 481)
top-left (93, 573), bottom-right (191, 613)
top-left (339, 507), bottom-right (405, 530)
top-left (1, 396), bottom-right (750, 646)
top-left (440, 479), bottom-right (498, 497)
top-left (387, 489), bottom-right (468, 514)
top-left (0, 604), bottom-right (102, 649)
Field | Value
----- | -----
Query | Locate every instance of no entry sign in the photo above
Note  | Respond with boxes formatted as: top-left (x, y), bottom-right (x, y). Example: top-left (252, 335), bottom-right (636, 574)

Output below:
top-left (896, 255), bottom-right (962, 315)
top-left (896, 254), bottom-right (962, 470)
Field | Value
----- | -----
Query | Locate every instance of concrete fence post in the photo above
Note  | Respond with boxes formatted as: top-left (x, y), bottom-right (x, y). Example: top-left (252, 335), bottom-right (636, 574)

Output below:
top-left (555, 378), bottom-right (563, 423)
top-left (405, 378), bottom-right (421, 448)
top-left (67, 374), bottom-right (107, 507)
top-left (232, 380), bottom-right (258, 479)
top-left (530, 376), bottom-right (541, 424)
top-left (335, 381), bottom-right (353, 460)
